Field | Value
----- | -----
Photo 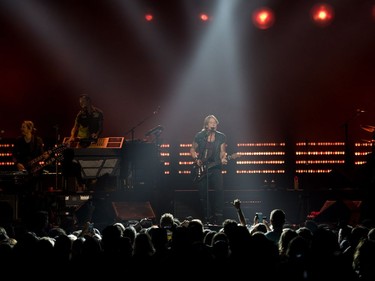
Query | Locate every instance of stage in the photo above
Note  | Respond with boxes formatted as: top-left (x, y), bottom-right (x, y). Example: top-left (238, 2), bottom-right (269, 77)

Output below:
top-left (1, 182), bottom-right (373, 232)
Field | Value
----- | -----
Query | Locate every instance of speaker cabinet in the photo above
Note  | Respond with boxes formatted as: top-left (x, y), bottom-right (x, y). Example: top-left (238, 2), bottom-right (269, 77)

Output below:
top-left (112, 201), bottom-right (155, 221)
top-left (0, 194), bottom-right (18, 221)
top-left (314, 200), bottom-right (362, 225)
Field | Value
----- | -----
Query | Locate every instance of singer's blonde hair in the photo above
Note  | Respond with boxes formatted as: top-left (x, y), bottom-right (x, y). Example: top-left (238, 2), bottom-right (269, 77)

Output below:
top-left (202, 115), bottom-right (219, 130)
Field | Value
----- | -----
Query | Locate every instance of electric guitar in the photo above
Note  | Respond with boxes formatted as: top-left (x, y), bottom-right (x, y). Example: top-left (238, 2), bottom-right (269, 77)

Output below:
top-left (27, 143), bottom-right (67, 175)
top-left (191, 152), bottom-right (241, 183)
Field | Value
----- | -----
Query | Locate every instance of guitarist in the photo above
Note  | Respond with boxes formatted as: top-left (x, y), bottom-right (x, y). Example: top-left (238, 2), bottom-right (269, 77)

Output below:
top-left (12, 120), bottom-right (49, 220)
top-left (12, 120), bottom-right (48, 175)
top-left (190, 114), bottom-right (228, 224)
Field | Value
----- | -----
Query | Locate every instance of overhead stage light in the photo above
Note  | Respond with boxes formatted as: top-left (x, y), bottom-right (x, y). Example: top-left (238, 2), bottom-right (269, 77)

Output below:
top-left (145, 13), bottom-right (153, 22)
top-left (252, 7), bottom-right (275, 30)
top-left (199, 13), bottom-right (211, 22)
top-left (310, 3), bottom-right (335, 27)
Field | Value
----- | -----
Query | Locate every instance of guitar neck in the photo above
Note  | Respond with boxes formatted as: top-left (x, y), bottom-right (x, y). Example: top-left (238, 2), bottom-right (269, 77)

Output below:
top-left (207, 153), bottom-right (237, 167)
top-left (30, 154), bottom-right (64, 174)
top-left (26, 144), bottom-right (66, 170)
top-left (27, 149), bottom-right (51, 167)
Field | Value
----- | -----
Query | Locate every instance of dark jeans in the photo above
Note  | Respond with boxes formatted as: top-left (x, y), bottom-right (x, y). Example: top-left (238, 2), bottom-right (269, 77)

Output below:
top-left (197, 167), bottom-right (224, 222)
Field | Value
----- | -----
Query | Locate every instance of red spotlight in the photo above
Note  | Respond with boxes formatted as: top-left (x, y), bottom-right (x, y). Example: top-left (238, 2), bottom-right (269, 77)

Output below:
top-left (145, 13), bottom-right (153, 22)
top-left (199, 13), bottom-right (210, 22)
top-left (252, 7), bottom-right (275, 30)
top-left (310, 3), bottom-right (334, 27)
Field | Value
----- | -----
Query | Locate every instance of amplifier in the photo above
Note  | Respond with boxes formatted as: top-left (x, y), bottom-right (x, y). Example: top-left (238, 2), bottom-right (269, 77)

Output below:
top-left (63, 194), bottom-right (92, 207)
top-left (0, 170), bottom-right (28, 186)
top-left (0, 193), bottom-right (18, 220)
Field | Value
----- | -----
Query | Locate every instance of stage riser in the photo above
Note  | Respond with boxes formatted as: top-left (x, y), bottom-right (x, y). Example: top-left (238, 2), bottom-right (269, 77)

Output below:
top-left (173, 189), bottom-right (369, 224)
top-left (1, 187), bottom-right (372, 229)
top-left (174, 190), bottom-right (305, 224)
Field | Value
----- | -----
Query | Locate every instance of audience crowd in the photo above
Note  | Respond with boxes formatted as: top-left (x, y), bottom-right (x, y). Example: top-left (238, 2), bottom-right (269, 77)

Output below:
top-left (0, 200), bottom-right (375, 280)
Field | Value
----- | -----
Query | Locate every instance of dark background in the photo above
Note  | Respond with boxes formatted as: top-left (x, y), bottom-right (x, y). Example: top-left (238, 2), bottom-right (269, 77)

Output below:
top-left (1, 0), bottom-right (374, 147)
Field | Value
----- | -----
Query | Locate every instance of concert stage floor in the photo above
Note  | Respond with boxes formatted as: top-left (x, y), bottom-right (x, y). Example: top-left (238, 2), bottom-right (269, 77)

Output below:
top-left (1, 184), bottom-right (374, 233)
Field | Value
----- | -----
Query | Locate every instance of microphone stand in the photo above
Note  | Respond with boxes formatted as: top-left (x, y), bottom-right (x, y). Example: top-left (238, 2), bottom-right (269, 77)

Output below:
top-left (202, 130), bottom-right (210, 224)
top-left (53, 124), bottom-right (61, 191)
top-left (343, 109), bottom-right (363, 169)
top-left (205, 158), bottom-right (210, 224)
top-left (123, 106), bottom-right (160, 189)
top-left (124, 106), bottom-right (160, 142)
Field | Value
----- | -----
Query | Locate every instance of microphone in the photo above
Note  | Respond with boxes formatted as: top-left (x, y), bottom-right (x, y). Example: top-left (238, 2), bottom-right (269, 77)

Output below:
top-left (145, 125), bottom-right (164, 136)
top-left (206, 127), bottom-right (215, 135)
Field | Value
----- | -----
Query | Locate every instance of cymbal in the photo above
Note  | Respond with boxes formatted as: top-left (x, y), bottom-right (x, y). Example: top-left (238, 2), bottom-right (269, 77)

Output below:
top-left (360, 124), bottom-right (375, 133)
